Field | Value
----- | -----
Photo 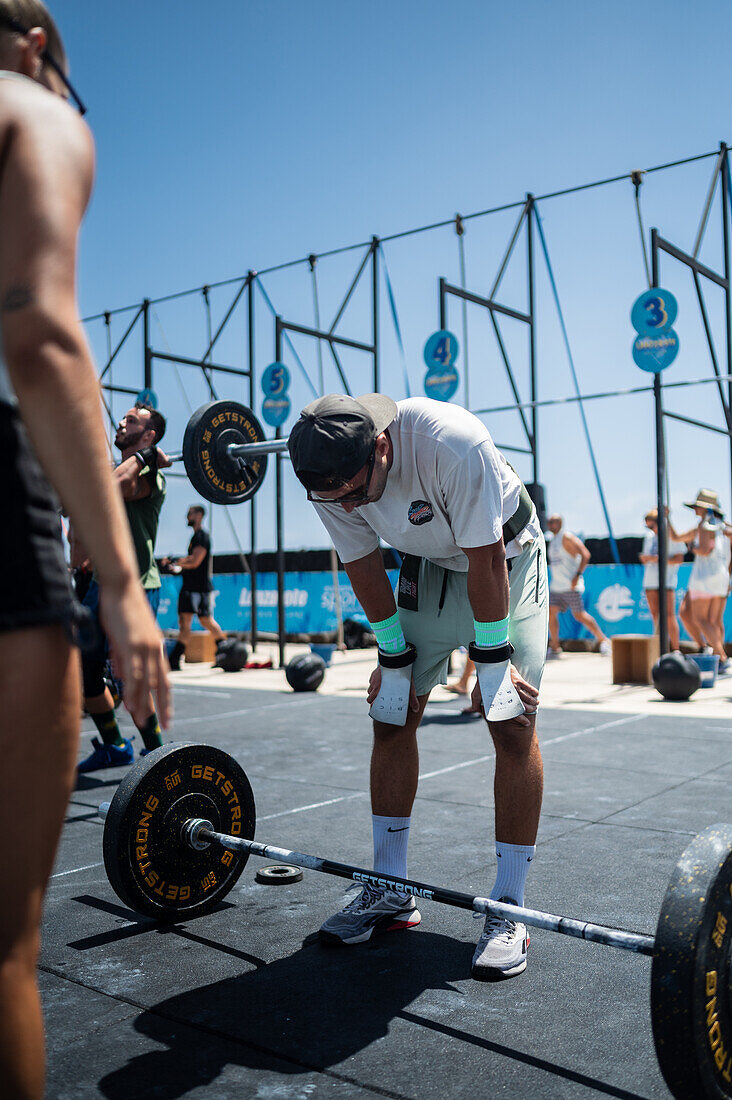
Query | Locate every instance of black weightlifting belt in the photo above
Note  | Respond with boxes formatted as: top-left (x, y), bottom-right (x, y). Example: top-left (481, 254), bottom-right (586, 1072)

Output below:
top-left (502, 481), bottom-right (533, 545)
top-left (397, 481), bottom-right (534, 613)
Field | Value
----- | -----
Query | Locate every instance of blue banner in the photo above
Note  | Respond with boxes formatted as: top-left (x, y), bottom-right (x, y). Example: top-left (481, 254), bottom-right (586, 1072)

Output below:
top-left (157, 570), bottom-right (399, 634)
top-left (157, 564), bottom-right (732, 641)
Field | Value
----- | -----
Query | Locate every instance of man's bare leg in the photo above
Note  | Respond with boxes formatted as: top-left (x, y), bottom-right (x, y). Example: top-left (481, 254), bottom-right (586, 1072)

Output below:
top-left (0, 626), bottom-right (79, 1100)
top-left (572, 608), bottom-right (608, 646)
top-left (489, 715), bottom-right (543, 844)
top-left (370, 695), bottom-right (429, 817)
top-left (370, 701), bottom-right (543, 853)
top-left (168, 612), bottom-right (194, 671)
top-left (548, 607), bottom-right (561, 654)
top-left (177, 611), bottom-right (193, 650)
top-left (199, 614), bottom-right (225, 644)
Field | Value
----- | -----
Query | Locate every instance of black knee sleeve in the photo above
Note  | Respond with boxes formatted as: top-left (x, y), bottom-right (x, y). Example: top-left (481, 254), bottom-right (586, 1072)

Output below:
top-left (82, 656), bottom-right (106, 699)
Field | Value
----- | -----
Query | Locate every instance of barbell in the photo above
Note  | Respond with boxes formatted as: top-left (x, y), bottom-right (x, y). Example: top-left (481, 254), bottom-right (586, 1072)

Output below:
top-left (99, 742), bottom-right (732, 1100)
top-left (162, 400), bottom-right (289, 506)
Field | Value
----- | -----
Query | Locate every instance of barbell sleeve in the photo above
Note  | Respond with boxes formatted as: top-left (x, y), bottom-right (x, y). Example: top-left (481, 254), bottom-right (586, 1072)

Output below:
top-left (167, 438), bottom-right (290, 466)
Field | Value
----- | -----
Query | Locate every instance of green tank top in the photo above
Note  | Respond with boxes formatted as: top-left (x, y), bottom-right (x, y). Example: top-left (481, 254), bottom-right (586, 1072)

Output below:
top-left (125, 470), bottom-right (166, 588)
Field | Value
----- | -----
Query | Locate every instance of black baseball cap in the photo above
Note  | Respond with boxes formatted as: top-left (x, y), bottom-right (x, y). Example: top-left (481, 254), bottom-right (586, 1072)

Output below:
top-left (288, 393), bottom-right (397, 491)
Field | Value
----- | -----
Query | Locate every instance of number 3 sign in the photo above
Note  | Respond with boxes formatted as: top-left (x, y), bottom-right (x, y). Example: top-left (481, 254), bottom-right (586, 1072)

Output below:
top-left (630, 288), bottom-right (680, 374)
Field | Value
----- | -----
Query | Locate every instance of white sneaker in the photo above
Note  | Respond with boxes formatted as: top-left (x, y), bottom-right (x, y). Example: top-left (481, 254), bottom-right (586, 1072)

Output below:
top-left (599, 639), bottom-right (611, 655)
top-left (319, 883), bottom-right (421, 945)
top-left (471, 899), bottom-right (529, 981)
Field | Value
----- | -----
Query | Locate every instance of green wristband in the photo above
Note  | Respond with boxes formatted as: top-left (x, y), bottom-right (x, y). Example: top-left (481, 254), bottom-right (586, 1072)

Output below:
top-left (473, 616), bottom-right (509, 648)
top-left (369, 611), bottom-right (407, 654)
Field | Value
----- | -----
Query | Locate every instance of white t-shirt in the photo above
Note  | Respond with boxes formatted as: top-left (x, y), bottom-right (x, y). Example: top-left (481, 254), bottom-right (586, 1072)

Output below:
top-left (547, 527), bottom-right (584, 593)
top-left (311, 398), bottom-right (539, 571)
top-left (641, 530), bottom-right (686, 589)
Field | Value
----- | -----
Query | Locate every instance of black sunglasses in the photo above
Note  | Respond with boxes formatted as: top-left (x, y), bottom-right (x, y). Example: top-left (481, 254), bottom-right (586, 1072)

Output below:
top-left (307, 448), bottom-right (376, 506)
top-left (0, 15), bottom-right (86, 115)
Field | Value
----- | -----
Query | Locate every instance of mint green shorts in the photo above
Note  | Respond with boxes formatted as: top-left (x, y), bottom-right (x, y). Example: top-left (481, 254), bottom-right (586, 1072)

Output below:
top-left (397, 534), bottom-right (548, 697)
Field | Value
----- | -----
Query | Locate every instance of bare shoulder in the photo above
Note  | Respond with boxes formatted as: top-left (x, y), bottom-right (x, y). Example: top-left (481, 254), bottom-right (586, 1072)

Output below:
top-left (0, 75), bottom-right (93, 187)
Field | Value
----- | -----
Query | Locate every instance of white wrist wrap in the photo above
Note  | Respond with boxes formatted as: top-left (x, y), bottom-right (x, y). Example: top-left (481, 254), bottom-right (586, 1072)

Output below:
top-left (369, 644), bottom-right (417, 727)
top-left (469, 642), bottom-right (525, 722)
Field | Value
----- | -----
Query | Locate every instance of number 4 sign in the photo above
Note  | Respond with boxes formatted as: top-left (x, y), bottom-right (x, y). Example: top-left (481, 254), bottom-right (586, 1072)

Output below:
top-left (424, 330), bottom-right (459, 370)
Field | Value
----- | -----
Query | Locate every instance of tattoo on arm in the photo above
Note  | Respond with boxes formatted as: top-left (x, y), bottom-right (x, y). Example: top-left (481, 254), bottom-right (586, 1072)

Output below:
top-left (1, 286), bottom-right (35, 312)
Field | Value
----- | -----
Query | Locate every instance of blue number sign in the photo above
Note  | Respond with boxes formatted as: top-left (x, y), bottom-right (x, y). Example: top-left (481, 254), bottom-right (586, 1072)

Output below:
top-left (424, 330), bottom-right (459, 370)
top-left (632, 329), bottom-right (680, 373)
top-left (631, 289), bottom-right (678, 335)
top-left (262, 395), bottom-right (291, 428)
top-left (135, 387), bottom-right (158, 410)
top-left (631, 287), bottom-right (680, 373)
top-left (261, 362), bottom-right (291, 397)
top-left (424, 365), bottom-right (459, 402)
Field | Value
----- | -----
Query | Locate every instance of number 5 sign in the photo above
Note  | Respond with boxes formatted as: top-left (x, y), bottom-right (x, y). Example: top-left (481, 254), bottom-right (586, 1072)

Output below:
top-left (261, 362), bottom-right (291, 397)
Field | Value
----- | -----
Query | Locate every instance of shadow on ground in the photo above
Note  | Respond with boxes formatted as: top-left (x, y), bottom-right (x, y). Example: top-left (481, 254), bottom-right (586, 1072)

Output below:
top-left (97, 930), bottom-right (648, 1100)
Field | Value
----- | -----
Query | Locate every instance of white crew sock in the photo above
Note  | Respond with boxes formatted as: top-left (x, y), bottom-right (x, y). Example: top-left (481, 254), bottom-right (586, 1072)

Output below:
top-left (490, 841), bottom-right (536, 906)
top-left (372, 814), bottom-right (411, 880)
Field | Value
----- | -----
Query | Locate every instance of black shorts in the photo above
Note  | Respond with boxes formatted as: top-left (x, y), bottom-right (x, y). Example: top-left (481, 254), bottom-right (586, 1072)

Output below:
top-left (0, 402), bottom-right (74, 633)
top-left (178, 589), bottom-right (213, 618)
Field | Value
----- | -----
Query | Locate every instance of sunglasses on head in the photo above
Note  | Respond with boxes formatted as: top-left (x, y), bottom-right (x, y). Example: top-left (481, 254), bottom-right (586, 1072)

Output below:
top-left (0, 13), bottom-right (86, 115)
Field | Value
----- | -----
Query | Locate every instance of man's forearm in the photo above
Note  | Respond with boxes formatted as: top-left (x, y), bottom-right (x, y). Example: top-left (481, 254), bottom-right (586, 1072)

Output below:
top-left (343, 548), bottom-right (397, 623)
top-left (464, 544), bottom-right (510, 623)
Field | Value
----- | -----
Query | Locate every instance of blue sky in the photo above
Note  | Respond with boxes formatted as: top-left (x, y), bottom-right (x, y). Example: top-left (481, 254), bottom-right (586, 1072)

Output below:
top-left (55, 0), bottom-right (732, 555)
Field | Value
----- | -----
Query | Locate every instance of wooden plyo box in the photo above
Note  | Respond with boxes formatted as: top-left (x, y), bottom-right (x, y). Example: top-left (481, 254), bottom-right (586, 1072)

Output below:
top-left (611, 634), bottom-right (660, 684)
top-left (184, 632), bottom-right (217, 664)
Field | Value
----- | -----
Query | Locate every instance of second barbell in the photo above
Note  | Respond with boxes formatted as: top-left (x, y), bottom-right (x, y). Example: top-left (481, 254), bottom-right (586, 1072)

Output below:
top-left (164, 400), bottom-right (290, 506)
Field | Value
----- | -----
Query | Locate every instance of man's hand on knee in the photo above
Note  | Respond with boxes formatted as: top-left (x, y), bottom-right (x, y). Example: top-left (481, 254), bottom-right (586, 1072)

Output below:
top-left (471, 664), bottom-right (539, 728)
top-left (368, 657), bottom-right (419, 724)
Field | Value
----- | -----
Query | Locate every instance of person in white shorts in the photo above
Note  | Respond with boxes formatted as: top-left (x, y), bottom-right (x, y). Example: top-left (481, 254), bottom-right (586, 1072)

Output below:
top-left (546, 515), bottom-right (609, 656)
top-left (288, 393), bottom-right (548, 981)
top-left (671, 490), bottom-right (732, 669)
top-left (639, 508), bottom-right (686, 651)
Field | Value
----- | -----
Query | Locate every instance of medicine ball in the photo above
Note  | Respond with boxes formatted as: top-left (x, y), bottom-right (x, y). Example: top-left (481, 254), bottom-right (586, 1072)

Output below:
top-left (652, 651), bottom-right (701, 701)
top-left (214, 638), bottom-right (249, 672)
top-left (286, 653), bottom-right (326, 692)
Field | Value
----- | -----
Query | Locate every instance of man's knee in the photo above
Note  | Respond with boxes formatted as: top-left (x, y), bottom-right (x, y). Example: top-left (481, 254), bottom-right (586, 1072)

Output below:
top-left (488, 717), bottom-right (538, 757)
top-left (373, 696), bottom-right (428, 742)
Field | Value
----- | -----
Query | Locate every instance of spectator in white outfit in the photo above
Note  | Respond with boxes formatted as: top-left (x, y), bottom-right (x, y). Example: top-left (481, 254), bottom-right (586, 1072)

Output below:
top-left (639, 508), bottom-right (686, 651)
top-left (671, 489), bottom-right (731, 670)
top-left (546, 514), bottom-right (609, 657)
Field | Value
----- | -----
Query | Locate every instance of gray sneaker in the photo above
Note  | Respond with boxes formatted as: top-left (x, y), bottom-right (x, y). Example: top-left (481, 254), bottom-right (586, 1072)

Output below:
top-left (471, 898), bottom-right (529, 980)
top-left (319, 883), bottom-right (421, 945)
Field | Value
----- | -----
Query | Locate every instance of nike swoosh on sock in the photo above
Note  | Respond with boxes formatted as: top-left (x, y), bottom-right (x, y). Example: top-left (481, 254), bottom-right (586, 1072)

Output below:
top-left (387, 826), bottom-right (409, 833)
